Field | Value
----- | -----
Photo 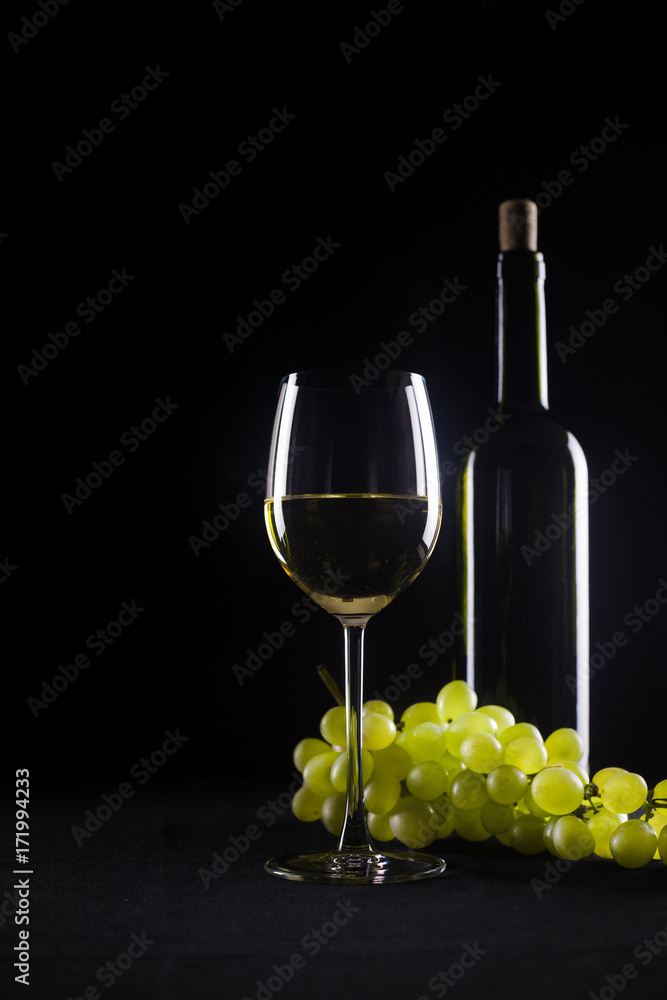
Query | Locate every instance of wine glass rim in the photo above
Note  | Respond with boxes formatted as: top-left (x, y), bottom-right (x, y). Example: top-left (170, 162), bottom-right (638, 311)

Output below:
top-left (280, 369), bottom-right (427, 390)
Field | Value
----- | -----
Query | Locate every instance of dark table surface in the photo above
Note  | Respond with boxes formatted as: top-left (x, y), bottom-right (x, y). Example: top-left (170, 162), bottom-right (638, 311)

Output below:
top-left (4, 781), bottom-right (665, 1000)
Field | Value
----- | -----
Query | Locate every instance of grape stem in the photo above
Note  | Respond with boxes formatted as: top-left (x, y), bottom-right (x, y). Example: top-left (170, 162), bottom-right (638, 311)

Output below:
top-left (643, 795), bottom-right (667, 822)
top-left (583, 782), bottom-right (600, 812)
top-left (317, 664), bottom-right (345, 707)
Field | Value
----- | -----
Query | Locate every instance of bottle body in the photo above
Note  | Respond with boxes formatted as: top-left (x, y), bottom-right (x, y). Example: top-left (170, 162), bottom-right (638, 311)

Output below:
top-left (457, 410), bottom-right (589, 751)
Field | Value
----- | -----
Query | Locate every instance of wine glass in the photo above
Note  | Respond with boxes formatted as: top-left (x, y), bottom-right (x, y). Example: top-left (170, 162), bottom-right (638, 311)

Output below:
top-left (263, 369), bottom-right (446, 883)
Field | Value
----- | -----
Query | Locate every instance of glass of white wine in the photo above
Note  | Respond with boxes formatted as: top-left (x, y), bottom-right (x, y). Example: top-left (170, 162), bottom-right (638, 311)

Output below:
top-left (263, 369), bottom-right (446, 883)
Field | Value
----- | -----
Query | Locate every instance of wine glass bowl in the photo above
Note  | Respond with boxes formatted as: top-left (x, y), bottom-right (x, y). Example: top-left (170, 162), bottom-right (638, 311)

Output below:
top-left (263, 369), bottom-right (446, 883)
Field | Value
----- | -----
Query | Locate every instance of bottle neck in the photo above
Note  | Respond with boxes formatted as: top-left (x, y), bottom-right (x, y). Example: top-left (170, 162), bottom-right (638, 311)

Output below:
top-left (496, 250), bottom-right (549, 412)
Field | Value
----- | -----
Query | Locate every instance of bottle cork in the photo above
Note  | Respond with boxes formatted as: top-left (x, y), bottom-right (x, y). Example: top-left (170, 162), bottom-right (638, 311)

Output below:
top-left (498, 199), bottom-right (538, 251)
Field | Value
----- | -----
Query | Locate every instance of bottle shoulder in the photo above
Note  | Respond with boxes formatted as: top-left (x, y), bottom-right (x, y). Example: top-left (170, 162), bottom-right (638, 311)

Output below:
top-left (458, 408), bottom-right (586, 468)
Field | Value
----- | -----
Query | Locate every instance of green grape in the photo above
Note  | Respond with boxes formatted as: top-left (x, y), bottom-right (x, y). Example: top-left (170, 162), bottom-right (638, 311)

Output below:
top-left (587, 809), bottom-right (626, 859)
top-left (330, 749), bottom-right (374, 793)
top-left (430, 795), bottom-right (455, 837)
top-left (503, 737), bottom-right (548, 774)
top-left (400, 702), bottom-right (441, 729)
top-left (321, 794), bottom-right (346, 836)
top-left (652, 778), bottom-right (667, 813)
top-left (440, 751), bottom-right (464, 774)
top-left (445, 762), bottom-right (466, 789)
top-left (406, 761), bottom-right (448, 801)
top-left (477, 704), bottom-right (515, 734)
top-left (362, 712), bottom-right (397, 751)
top-left (600, 772), bottom-right (648, 814)
top-left (291, 785), bottom-right (325, 821)
top-left (522, 783), bottom-right (552, 820)
top-left (319, 706), bottom-right (348, 747)
top-left (499, 722), bottom-right (543, 749)
top-left (544, 727), bottom-right (585, 764)
top-left (389, 797), bottom-right (438, 848)
top-left (531, 766), bottom-right (585, 815)
top-left (560, 760), bottom-right (590, 786)
top-left (552, 815), bottom-right (595, 860)
top-left (480, 799), bottom-right (515, 834)
top-left (293, 738), bottom-right (332, 772)
top-left (509, 814), bottom-right (546, 855)
top-left (446, 712), bottom-right (497, 759)
top-left (364, 774), bottom-right (402, 815)
top-left (397, 722), bottom-right (448, 762)
top-left (543, 817), bottom-right (560, 857)
top-left (302, 751), bottom-right (340, 797)
top-left (486, 764), bottom-right (528, 804)
top-left (658, 825), bottom-right (667, 864)
top-left (363, 700), bottom-right (394, 720)
top-left (370, 743), bottom-right (413, 780)
top-left (436, 679), bottom-right (477, 723)
top-left (293, 680), bottom-right (665, 871)
top-left (592, 766), bottom-right (626, 787)
top-left (454, 808), bottom-right (492, 841)
top-left (449, 770), bottom-right (488, 811)
top-left (459, 732), bottom-right (504, 773)
top-left (648, 812), bottom-right (667, 859)
top-left (610, 819), bottom-right (657, 868)
top-left (367, 811), bottom-right (394, 842)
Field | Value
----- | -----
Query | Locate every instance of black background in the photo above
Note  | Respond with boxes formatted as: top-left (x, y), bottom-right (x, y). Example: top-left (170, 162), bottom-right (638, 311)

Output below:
top-left (3, 4), bottom-right (667, 1000)
top-left (4, 1), bottom-right (666, 788)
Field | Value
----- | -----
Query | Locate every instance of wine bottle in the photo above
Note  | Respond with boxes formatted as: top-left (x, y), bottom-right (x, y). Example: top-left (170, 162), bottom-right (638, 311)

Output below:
top-left (456, 199), bottom-right (589, 761)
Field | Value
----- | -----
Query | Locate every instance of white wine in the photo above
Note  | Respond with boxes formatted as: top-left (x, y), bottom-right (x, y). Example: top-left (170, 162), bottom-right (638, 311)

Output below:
top-left (265, 493), bottom-right (441, 618)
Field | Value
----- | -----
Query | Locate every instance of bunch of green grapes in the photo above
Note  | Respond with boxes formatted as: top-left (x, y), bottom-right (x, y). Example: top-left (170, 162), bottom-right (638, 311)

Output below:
top-left (291, 679), bottom-right (667, 869)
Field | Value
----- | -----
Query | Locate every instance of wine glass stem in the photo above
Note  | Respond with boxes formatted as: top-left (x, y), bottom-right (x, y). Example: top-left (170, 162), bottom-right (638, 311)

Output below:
top-left (338, 622), bottom-right (375, 853)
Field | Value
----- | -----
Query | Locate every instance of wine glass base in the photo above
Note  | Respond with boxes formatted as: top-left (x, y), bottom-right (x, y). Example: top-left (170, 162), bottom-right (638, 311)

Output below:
top-left (264, 848), bottom-right (446, 884)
